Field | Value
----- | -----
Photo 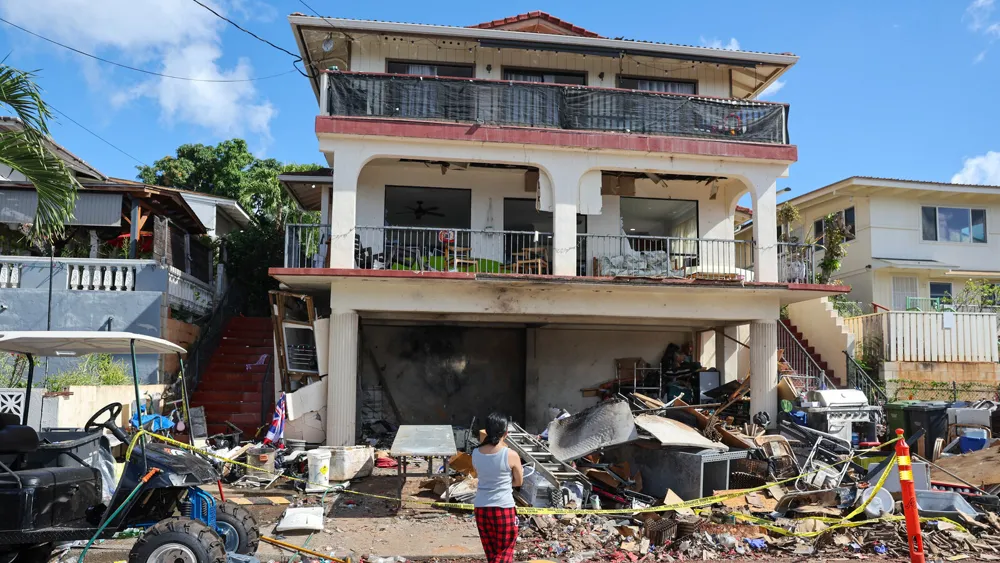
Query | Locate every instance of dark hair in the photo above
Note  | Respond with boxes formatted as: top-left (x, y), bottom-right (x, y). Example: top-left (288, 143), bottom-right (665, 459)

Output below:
top-left (484, 412), bottom-right (511, 446)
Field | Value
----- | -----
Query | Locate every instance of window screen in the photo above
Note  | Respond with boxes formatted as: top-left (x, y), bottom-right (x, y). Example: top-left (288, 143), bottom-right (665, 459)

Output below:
top-left (922, 207), bottom-right (938, 241)
top-left (892, 276), bottom-right (919, 311)
top-left (844, 207), bottom-right (856, 241)
top-left (503, 69), bottom-right (586, 85)
top-left (386, 62), bottom-right (474, 78)
top-left (972, 209), bottom-right (988, 243)
top-left (618, 77), bottom-right (696, 94)
top-left (814, 219), bottom-right (825, 241)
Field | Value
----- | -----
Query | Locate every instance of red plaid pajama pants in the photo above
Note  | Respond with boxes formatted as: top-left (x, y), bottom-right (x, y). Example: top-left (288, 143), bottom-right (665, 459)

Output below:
top-left (474, 507), bottom-right (518, 563)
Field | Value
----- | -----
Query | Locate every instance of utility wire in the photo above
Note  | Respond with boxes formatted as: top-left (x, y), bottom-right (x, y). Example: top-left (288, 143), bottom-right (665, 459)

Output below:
top-left (189, 0), bottom-right (302, 59)
top-left (48, 103), bottom-right (148, 167)
top-left (0, 16), bottom-right (298, 83)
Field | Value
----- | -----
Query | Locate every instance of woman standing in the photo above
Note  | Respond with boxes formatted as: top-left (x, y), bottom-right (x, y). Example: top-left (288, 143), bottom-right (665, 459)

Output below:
top-left (472, 412), bottom-right (524, 563)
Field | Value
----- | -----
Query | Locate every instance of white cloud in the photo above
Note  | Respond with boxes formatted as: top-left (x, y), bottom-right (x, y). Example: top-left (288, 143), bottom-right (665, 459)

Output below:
top-left (967, 0), bottom-right (996, 30)
top-left (700, 36), bottom-right (741, 51)
top-left (759, 80), bottom-right (786, 99)
top-left (952, 151), bottom-right (1000, 185)
top-left (975, 49), bottom-right (989, 63)
top-left (0, 0), bottom-right (276, 145)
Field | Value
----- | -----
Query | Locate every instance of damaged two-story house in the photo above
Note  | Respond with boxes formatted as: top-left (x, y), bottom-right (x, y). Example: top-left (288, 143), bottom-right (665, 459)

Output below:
top-left (270, 12), bottom-right (846, 445)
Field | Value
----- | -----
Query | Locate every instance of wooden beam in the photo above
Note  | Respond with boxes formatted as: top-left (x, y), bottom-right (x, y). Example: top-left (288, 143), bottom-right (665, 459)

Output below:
top-left (129, 197), bottom-right (140, 259)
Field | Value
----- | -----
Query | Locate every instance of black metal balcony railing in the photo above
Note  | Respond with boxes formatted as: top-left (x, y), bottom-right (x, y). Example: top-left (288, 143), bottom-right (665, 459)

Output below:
top-left (580, 234), bottom-right (754, 279)
top-left (326, 71), bottom-right (790, 145)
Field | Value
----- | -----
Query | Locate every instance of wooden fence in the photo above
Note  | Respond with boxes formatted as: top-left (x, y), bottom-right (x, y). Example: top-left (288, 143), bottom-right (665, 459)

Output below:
top-left (844, 311), bottom-right (999, 363)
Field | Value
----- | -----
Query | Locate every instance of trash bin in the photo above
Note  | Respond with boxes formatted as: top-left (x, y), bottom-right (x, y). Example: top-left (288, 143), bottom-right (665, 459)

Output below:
top-left (904, 402), bottom-right (948, 460)
top-left (885, 401), bottom-right (920, 437)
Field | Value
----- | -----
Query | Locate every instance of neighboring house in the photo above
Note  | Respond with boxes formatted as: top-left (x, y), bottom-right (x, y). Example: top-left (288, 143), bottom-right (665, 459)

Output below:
top-left (0, 120), bottom-right (247, 382)
top-left (781, 176), bottom-right (1000, 396)
top-left (784, 176), bottom-right (1000, 312)
top-left (269, 11), bottom-right (844, 445)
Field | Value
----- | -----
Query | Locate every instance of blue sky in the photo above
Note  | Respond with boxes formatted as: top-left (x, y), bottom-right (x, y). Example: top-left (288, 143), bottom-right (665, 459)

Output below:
top-left (1, 0), bottom-right (999, 199)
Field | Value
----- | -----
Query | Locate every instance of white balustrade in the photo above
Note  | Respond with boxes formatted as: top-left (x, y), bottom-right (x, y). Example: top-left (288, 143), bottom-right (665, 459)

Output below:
top-left (0, 261), bottom-right (21, 288)
top-left (66, 262), bottom-right (138, 291)
top-left (167, 266), bottom-right (213, 316)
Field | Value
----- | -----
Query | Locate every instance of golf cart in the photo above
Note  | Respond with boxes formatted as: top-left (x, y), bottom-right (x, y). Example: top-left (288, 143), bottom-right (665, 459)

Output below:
top-left (0, 332), bottom-right (260, 563)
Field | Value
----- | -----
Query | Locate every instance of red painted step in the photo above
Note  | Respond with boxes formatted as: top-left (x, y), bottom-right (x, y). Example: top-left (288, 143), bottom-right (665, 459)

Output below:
top-left (189, 316), bottom-right (275, 437)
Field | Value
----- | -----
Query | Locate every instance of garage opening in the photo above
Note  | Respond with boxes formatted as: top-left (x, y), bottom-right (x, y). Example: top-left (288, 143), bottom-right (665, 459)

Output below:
top-left (359, 322), bottom-right (526, 430)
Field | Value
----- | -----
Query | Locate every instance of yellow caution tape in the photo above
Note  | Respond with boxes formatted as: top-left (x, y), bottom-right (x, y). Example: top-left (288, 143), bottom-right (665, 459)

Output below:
top-left (843, 453), bottom-right (896, 520)
top-left (126, 430), bottom-right (902, 517)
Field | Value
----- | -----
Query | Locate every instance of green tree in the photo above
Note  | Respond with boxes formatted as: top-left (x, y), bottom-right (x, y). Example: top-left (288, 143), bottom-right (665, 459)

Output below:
top-left (0, 64), bottom-right (78, 238)
top-left (136, 139), bottom-right (321, 310)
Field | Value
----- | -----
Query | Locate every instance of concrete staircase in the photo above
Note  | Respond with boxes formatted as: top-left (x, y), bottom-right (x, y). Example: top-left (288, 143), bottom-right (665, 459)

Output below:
top-left (190, 316), bottom-right (274, 438)
top-left (780, 318), bottom-right (839, 386)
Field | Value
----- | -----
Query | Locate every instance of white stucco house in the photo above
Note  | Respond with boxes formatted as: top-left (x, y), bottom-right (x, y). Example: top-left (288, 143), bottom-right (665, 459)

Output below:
top-left (269, 11), bottom-right (845, 445)
top-left (779, 176), bottom-right (1000, 393)
top-left (782, 176), bottom-right (1000, 312)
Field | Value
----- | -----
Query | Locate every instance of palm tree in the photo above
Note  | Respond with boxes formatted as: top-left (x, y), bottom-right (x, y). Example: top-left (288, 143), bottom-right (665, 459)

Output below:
top-left (0, 64), bottom-right (78, 239)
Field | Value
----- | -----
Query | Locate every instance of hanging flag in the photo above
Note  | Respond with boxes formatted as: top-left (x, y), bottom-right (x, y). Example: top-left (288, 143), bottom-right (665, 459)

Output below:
top-left (263, 393), bottom-right (287, 446)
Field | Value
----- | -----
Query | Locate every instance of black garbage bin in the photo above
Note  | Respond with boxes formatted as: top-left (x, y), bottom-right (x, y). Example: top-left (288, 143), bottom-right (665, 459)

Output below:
top-left (905, 402), bottom-right (948, 459)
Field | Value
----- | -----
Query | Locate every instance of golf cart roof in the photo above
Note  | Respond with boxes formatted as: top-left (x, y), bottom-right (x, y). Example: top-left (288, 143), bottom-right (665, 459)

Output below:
top-left (0, 331), bottom-right (186, 356)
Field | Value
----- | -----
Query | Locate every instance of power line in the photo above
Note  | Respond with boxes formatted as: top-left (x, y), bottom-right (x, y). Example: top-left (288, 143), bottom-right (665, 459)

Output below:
top-left (0, 16), bottom-right (298, 83)
top-left (47, 103), bottom-right (148, 167)
top-left (189, 0), bottom-right (302, 60)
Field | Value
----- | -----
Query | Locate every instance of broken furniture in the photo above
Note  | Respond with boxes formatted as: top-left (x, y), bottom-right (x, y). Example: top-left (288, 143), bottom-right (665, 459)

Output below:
top-left (389, 425), bottom-right (457, 502)
top-left (505, 421), bottom-right (591, 508)
top-left (270, 291), bottom-right (324, 390)
top-left (657, 449), bottom-right (753, 501)
top-left (546, 400), bottom-right (639, 462)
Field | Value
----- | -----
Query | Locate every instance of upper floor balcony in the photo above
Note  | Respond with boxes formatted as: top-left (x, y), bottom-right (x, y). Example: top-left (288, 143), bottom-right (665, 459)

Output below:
top-left (321, 71), bottom-right (790, 147)
top-left (284, 223), bottom-right (820, 285)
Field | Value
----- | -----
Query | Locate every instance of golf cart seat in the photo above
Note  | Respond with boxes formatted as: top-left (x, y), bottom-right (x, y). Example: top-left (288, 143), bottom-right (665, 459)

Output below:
top-left (0, 417), bottom-right (103, 531)
top-left (0, 413), bottom-right (39, 455)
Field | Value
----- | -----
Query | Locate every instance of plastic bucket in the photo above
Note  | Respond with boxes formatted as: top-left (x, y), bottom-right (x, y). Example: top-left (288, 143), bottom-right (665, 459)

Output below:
top-left (247, 447), bottom-right (275, 479)
top-left (307, 448), bottom-right (332, 491)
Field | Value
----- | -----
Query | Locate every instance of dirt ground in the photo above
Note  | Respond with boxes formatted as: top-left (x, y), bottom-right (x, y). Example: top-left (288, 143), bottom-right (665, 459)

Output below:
top-left (62, 458), bottom-right (485, 563)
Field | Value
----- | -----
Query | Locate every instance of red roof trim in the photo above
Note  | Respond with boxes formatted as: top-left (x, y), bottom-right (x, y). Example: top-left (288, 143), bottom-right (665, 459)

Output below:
top-left (316, 116), bottom-right (798, 162)
top-left (469, 11), bottom-right (603, 38)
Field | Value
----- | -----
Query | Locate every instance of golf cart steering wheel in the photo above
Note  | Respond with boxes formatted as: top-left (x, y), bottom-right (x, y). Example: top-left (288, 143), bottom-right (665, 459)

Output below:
top-left (85, 402), bottom-right (128, 442)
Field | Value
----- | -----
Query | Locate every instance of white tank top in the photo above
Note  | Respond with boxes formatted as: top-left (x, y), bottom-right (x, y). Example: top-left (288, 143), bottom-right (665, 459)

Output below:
top-left (472, 447), bottom-right (515, 508)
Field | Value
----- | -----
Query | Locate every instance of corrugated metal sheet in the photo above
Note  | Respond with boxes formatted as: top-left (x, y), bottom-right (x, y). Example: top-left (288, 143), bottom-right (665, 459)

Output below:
top-left (0, 190), bottom-right (122, 227)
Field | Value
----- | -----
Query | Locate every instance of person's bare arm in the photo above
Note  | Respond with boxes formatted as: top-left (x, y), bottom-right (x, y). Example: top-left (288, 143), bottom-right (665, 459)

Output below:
top-left (508, 450), bottom-right (524, 487)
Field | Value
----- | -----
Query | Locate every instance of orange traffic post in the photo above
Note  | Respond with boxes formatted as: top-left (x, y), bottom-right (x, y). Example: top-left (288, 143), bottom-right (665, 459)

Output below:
top-left (895, 428), bottom-right (925, 563)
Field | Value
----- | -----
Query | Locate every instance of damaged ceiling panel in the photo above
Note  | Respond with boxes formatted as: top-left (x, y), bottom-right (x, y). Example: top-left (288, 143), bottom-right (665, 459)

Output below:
top-left (546, 400), bottom-right (638, 462)
top-left (633, 414), bottom-right (728, 451)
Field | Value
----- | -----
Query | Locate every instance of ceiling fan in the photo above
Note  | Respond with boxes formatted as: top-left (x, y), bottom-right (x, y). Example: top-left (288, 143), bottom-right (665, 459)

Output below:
top-left (396, 201), bottom-right (444, 220)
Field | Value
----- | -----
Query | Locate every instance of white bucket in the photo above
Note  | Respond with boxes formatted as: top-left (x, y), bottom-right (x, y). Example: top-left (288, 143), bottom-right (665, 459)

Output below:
top-left (306, 449), bottom-right (332, 492)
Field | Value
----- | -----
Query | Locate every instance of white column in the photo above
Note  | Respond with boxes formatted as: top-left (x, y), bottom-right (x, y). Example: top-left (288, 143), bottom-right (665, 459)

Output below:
top-left (320, 185), bottom-right (331, 226)
top-left (750, 320), bottom-right (778, 428)
top-left (548, 166), bottom-right (580, 276)
top-left (751, 181), bottom-right (778, 283)
top-left (326, 310), bottom-right (359, 446)
top-left (330, 157), bottom-right (362, 268)
top-left (714, 327), bottom-right (728, 382)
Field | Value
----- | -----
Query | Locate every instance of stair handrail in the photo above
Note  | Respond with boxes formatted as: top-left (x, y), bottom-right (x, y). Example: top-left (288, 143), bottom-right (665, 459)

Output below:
top-left (258, 352), bottom-right (275, 440)
top-left (777, 320), bottom-right (837, 391)
top-left (183, 280), bottom-right (248, 394)
top-left (844, 351), bottom-right (888, 406)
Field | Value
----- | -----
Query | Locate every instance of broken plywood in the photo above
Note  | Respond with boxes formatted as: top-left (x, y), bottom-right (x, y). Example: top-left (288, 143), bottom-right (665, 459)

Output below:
top-left (634, 414), bottom-right (728, 451)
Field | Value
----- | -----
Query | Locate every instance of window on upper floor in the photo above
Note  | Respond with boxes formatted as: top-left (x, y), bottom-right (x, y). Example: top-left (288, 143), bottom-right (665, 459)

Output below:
top-left (617, 76), bottom-right (697, 95)
top-left (921, 206), bottom-right (987, 244)
top-left (386, 61), bottom-right (474, 78)
top-left (502, 68), bottom-right (586, 85)
top-left (812, 206), bottom-right (856, 243)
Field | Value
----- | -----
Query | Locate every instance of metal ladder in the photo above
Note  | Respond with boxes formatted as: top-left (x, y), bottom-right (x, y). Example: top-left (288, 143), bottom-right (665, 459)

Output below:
top-left (505, 422), bottom-right (592, 506)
